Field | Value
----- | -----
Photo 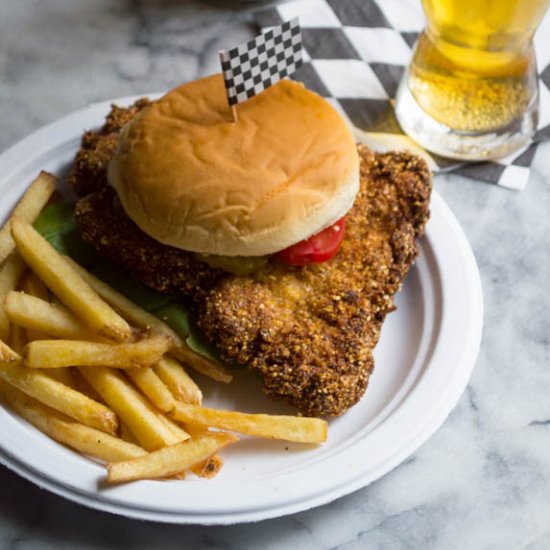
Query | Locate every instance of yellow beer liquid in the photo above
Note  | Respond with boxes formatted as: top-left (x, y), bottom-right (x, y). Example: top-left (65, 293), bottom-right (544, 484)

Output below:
top-left (409, 0), bottom-right (550, 131)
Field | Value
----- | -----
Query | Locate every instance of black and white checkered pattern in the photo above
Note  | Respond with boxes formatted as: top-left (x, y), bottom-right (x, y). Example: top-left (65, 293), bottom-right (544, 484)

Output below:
top-left (219, 18), bottom-right (303, 106)
top-left (256, 0), bottom-right (550, 191)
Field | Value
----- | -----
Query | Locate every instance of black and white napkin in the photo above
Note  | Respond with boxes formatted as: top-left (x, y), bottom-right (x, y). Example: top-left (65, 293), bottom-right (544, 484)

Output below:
top-left (255, 0), bottom-right (550, 190)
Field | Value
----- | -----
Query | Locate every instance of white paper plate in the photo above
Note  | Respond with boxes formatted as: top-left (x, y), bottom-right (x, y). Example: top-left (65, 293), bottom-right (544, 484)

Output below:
top-left (0, 97), bottom-right (483, 525)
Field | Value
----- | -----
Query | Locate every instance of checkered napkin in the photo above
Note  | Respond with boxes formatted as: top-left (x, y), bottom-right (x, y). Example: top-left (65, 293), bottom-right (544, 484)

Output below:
top-left (255, 0), bottom-right (550, 191)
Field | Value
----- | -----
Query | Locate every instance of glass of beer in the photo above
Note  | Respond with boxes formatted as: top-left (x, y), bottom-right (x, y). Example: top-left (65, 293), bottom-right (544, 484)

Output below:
top-left (395, 0), bottom-right (550, 160)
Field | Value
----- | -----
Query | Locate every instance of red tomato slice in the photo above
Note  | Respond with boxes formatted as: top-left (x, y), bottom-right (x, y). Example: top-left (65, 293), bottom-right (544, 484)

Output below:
top-left (276, 217), bottom-right (346, 266)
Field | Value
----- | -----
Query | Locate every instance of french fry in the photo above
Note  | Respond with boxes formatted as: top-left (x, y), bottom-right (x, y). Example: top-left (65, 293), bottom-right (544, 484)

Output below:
top-left (191, 454), bottom-right (223, 479)
top-left (24, 333), bottom-right (171, 369)
top-left (4, 291), bottom-right (90, 340)
top-left (64, 257), bottom-right (183, 343)
top-left (19, 270), bottom-right (49, 301)
top-left (70, 369), bottom-right (104, 402)
top-left (154, 356), bottom-right (202, 405)
top-left (107, 432), bottom-right (238, 483)
top-left (0, 381), bottom-right (145, 462)
top-left (0, 356), bottom-right (118, 434)
top-left (6, 308), bottom-right (77, 387)
top-left (11, 219), bottom-right (131, 341)
top-left (22, 328), bottom-right (44, 344)
top-left (46, 368), bottom-right (76, 389)
top-left (18, 271), bottom-right (50, 341)
top-left (65, 258), bottom-right (232, 383)
top-left (171, 402), bottom-right (328, 443)
top-left (126, 367), bottom-right (175, 412)
top-left (0, 338), bottom-right (19, 363)
top-left (156, 412), bottom-right (190, 441)
top-left (9, 324), bottom-right (27, 355)
top-left (119, 422), bottom-right (140, 446)
top-left (0, 171), bottom-right (57, 266)
top-left (171, 344), bottom-right (232, 384)
top-left (181, 424), bottom-right (209, 439)
top-left (79, 366), bottom-right (185, 451)
top-left (0, 254), bottom-right (26, 342)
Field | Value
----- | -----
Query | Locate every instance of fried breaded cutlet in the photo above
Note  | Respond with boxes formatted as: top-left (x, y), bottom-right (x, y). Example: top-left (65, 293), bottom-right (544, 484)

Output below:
top-left (68, 99), bottom-right (151, 197)
top-left (71, 102), bottom-right (432, 418)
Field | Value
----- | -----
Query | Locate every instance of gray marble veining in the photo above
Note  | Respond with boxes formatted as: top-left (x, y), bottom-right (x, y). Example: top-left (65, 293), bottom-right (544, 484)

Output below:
top-left (1, 1), bottom-right (550, 548)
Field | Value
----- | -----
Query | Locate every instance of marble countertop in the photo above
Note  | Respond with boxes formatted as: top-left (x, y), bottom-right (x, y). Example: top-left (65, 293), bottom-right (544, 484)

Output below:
top-left (1, 1), bottom-right (549, 548)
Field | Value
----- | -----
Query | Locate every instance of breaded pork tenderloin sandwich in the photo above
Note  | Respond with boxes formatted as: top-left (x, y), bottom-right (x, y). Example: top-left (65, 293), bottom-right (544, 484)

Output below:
top-left (71, 73), bottom-right (432, 417)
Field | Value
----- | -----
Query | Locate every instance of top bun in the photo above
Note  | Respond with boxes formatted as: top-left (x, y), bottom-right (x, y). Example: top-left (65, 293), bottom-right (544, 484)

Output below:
top-left (108, 74), bottom-right (359, 257)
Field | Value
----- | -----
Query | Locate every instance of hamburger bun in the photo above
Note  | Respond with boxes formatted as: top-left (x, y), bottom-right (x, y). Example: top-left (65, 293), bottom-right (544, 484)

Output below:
top-left (108, 73), bottom-right (359, 257)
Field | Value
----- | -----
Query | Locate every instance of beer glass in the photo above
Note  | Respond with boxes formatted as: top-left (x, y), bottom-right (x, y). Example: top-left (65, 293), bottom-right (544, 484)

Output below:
top-left (395, 0), bottom-right (550, 160)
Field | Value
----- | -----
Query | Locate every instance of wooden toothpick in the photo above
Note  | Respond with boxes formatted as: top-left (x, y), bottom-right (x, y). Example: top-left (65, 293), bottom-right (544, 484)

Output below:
top-left (231, 104), bottom-right (239, 124)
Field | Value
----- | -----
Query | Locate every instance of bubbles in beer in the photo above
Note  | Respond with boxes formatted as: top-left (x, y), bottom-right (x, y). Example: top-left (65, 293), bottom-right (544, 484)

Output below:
top-left (408, 0), bottom-right (549, 131)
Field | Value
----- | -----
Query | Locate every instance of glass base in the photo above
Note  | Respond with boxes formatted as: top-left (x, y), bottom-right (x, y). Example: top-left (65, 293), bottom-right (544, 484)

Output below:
top-left (395, 73), bottom-right (539, 161)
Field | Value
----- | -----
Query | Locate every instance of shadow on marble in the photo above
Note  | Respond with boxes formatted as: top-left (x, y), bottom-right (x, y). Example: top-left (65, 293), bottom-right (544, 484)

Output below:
top-left (0, 464), bottom-right (370, 549)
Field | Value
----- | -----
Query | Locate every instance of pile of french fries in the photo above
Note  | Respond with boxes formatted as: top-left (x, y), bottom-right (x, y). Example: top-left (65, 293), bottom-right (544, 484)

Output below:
top-left (0, 172), bottom-right (327, 483)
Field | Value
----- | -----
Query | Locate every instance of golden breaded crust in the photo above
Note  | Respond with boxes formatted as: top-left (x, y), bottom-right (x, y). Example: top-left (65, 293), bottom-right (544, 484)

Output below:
top-left (68, 99), bottom-right (151, 197)
top-left (74, 188), bottom-right (226, 298)
top-left (73, 104), bottom-right (432, 418)
top-left (197, 146), bottom-right (431, 417)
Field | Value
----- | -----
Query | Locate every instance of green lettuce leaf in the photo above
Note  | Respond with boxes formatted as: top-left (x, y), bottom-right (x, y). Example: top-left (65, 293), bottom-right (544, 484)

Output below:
top-left (34, 202), bottom-right (98, 266)
top-left (151, 303), bottom-right (191, 338)
top-left (92, 264), bottom-right (174, 312)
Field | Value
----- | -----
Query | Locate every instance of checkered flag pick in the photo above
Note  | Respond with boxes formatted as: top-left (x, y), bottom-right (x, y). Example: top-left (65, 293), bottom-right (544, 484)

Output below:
top-left (219, 18), bottom-right (303, 117)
